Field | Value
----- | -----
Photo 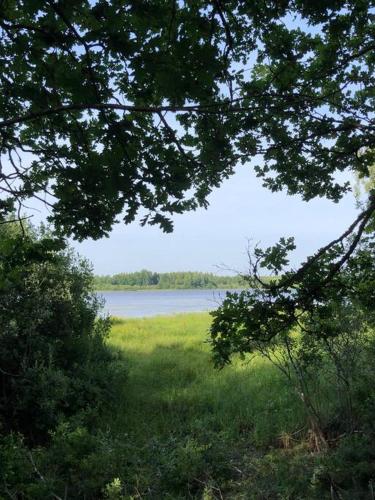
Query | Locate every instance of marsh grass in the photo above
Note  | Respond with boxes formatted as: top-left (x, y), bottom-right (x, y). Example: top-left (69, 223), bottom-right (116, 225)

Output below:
top-left (106, 314), bottom-right (310, 496)
top-left (109, 313), bottom-right (305, 444)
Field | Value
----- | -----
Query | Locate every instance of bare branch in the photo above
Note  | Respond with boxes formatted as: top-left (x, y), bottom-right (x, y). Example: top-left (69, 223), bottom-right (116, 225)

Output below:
top-left (281, 196), bottom-right (375, 289)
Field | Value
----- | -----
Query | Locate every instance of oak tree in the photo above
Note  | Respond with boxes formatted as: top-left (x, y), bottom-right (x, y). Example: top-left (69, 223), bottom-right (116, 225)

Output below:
top-left (1, 0), bottom-right (373, 239)
top-left (1, 1), bottom-right (375, 358)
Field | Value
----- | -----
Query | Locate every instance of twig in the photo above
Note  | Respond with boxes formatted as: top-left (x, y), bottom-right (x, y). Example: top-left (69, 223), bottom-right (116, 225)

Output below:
top-left (27, 452), bottom-right (63, 500)
top-left (0, 215), bottom-right (33, 226)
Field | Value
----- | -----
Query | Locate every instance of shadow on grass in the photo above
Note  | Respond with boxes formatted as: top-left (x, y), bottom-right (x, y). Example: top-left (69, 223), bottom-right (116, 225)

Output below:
top-left (111, 341), bottom-right (306, 448)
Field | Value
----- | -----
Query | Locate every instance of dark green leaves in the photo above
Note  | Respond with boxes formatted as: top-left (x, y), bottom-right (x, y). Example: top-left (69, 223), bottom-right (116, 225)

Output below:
top-left (1, 1), bottom-right (374, 238)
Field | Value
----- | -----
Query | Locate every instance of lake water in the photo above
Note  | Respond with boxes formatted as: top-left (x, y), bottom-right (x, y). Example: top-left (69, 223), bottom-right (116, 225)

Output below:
top-left (97, 289), bottom-right (237, 318)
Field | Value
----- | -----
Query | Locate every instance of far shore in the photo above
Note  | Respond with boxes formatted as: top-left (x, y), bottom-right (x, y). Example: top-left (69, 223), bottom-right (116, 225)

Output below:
top-left (95, 286), bottom-right (245, 292)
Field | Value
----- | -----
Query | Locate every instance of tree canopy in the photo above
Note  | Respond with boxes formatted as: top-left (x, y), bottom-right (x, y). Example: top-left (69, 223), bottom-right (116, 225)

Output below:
top-left (2, 0), bottom-right (375, 360)
top-left (1, 0), bottom-right (374, 239)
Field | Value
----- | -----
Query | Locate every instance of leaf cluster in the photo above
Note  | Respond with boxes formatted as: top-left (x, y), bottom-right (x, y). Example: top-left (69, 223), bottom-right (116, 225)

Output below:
top-left (1, 1), bottom-right (374, 238)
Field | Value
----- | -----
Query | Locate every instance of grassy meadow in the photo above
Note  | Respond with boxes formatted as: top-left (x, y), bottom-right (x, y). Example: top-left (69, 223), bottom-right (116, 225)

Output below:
top-left (109, 313), bottom-right (305, 444)
top-left (106, 313), bottom-right (314, 498)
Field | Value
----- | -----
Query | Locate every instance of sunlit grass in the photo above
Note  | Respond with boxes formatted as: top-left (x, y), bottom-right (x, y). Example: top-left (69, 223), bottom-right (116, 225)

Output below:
top-left (109, 313), bottom-right (305, 447)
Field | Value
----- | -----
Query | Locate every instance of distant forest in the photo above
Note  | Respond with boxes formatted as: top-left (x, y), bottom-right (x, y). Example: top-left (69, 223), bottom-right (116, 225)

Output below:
top-left (94, 270), bottom-right (248, 290)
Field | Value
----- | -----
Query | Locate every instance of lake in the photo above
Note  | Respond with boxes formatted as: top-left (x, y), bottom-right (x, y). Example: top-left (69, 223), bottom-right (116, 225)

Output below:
top-left (97, 289), bottom-right (238, 318)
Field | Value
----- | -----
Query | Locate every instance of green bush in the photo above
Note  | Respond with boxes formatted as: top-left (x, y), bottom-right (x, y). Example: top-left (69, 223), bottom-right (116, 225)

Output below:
top-left (0, 425), bottom-right (131, 499)
top-left (0, 221), bottom-right (127, 497)
top-left (0, 222), bottom-right (125, 442)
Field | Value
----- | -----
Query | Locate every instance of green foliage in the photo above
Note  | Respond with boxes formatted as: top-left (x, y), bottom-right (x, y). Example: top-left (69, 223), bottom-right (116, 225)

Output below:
top-left (1, 312), bottom-right (374, 498)
top-left (211, 230), bottom-right (375, 354)
top-left (209, 228), bottom-right (375, 496)
top-left (108, 315), bottom-right (375, 498)
top-left (0, 425), bottom-right (130, 499)
top-left (354, 161), bottom-right (375, 200)
top-left (1, 2), bottom-right (375, 496)
top-left (0, 222), bottom-right (124, 442)
top-left (1, 1), bottom-right (374, 238)
top-left (0, 220), bottom-right (127, 497)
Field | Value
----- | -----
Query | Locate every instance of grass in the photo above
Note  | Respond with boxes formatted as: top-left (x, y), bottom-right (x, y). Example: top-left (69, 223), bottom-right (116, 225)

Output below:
top-left (109, 313), bottom-right (304, 443)
top-left (107, 313), bottom-right (308, 497)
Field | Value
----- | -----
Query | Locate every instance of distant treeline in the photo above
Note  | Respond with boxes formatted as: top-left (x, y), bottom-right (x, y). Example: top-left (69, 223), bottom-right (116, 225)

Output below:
top-left (94, 270), bottom-right (249, 290)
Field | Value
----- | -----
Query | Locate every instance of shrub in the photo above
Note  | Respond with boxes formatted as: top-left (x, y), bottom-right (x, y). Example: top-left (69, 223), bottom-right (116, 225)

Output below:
top-left (0, 221), bottom-right (126, 443)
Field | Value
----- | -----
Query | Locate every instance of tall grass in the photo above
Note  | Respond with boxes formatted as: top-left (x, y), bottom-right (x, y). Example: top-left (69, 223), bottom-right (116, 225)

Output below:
top-left (105, 314), bottom-right (310, 498)
top-left (109, 313), bottom-right (304, 447)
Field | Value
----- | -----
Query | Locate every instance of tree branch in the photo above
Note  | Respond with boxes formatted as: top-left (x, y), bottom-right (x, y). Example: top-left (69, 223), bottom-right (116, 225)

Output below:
top-left (0, 215), bottom-right (33, 226)
top-left (0, 102), bottom-right (223, 129)
top-left (281, 197), bottom-right (375, 289)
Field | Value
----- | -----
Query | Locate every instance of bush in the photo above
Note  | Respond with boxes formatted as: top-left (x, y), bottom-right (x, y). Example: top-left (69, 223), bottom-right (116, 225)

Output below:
top-left (0, 220), bottom-right (126, 442)
top-left (0, 221), bottom-right (127, 498)
top-left (0, 424), bottom-right (131, 499)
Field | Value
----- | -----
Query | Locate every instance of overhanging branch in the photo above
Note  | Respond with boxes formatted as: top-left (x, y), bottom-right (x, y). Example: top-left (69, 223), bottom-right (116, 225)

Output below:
top-left (0, 98), bottom-right (262, 129)
top-left (282, 197), bottom-right (375, 289)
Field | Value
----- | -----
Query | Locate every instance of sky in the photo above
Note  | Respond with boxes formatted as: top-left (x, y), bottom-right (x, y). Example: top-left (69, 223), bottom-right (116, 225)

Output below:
top-left (69, 164), bottom-right (358, 276)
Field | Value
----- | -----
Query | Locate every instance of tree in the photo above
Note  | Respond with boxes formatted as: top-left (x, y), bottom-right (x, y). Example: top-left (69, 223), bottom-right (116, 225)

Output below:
top-left (1, 1), bottom-right (375, 339)
top-left (1, 0), bottom-right (374, 241)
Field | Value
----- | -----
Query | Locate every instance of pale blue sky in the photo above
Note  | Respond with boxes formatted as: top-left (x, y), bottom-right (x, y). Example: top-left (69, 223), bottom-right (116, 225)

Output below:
top-left (70, 164), bottom-right (358, 276)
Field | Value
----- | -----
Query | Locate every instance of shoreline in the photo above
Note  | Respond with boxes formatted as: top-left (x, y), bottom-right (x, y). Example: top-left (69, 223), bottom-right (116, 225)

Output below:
top-left (94, 287), bottom-right (245, 292)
